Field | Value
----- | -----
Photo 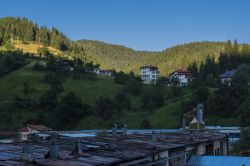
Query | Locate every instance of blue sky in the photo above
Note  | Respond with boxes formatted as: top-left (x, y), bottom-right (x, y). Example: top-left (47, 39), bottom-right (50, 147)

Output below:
top-left (1, 0), bottom-right (250, 51)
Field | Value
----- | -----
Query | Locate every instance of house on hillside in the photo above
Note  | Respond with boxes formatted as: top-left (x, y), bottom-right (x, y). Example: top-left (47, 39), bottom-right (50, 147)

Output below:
top-left (19, 124), bottom-right (52, 141)
top-left (90, 68), bottom-right (113, 77)
top-left (219, 69), bottom-right (236, 85)
top-left (92, 68), bottom-right (100, 75)
top-left (61, 59), bottom-right (74, 72)
top-left (140, 65), bottom-right (159, 84)
top-left (100, 70), bottom-right (112, 77)
top-left (169, 69), bottom-right (192, 86)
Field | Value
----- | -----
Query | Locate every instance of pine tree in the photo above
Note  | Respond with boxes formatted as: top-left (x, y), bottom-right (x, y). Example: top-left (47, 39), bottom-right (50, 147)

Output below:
top-left (224, 40), bottom-right (233, 55)
top-left (233, 39), bottom-right (239, 56)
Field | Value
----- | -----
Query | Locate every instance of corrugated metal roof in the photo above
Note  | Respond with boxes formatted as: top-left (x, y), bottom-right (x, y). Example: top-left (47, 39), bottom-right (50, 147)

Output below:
top-left (0, 131), bottom-right (228, 166)
top-left (187, 156), bottom-right (250, 166)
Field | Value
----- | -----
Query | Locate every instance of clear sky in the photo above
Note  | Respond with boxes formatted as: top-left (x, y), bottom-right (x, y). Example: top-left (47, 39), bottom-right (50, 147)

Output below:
top-left (1, 0), bottom-right (250, 51)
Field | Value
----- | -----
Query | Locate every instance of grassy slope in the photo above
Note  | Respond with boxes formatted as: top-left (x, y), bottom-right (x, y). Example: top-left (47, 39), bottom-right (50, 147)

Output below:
top-left (14, 42), bottom-right (63, 55)
top-left (0, 40), bottom-right (64, 56)
top-left (0, 61), bottom-right (196, 130)
top-left (0, 62), bottom-right (49, 129)
top-left (0, 60), bottom-right (242, 130)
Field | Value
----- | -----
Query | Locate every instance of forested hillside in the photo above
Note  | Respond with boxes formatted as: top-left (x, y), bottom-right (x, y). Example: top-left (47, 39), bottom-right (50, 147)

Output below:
top-left (76, 40), bottom-right (158, 72)
top-left (77, 40), bottom-right (225, 75)
top-left (1, 17), bottom-right (228, 76)
top-left (0, 17), bottom-right (85, 56)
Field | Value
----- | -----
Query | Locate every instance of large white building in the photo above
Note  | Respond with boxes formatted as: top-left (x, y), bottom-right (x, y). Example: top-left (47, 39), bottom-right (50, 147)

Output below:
top-left (169, 69), bottom-right (192, 86)
top-left (140, 65), bottom-right (159, 84)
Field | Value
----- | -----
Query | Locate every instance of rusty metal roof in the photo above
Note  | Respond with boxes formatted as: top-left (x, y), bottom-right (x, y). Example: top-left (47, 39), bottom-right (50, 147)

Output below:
top-left (0, 131), bottom-right (227, 166)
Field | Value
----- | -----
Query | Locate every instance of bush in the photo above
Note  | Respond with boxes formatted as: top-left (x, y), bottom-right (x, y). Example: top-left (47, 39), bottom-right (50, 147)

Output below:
top-left (50, 91), bottom-right (90, 129)
top-left (194, 86), bottom-right (209, 102)
top-left (140, 119), bottom-right (151, 129)
top-left (95, 97), bottom-right (115, 120)
top-left (39, 90), bottom-right (58, 111)
top-left (33, 62), bottom-right (46, 71)
top-left (141, 92), bottom-right (164, 110)
top-left (14, 96), bottom-right (36, 109)
top-left (124, 79), bottom-right (142, 95)
top-left (114, 71), bottom-right (128, 84)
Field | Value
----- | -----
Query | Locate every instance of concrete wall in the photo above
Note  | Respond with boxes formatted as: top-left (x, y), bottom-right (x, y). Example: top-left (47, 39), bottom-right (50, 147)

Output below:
top-left (213, 140), bottom-right (220, 155)
top-left (222, 139), bottom-right (228, 155)
top-left (196, 143), bottom-right (206, 155)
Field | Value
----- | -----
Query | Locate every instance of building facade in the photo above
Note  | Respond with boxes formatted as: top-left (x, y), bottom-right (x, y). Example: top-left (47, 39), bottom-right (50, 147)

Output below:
top-left (19, 125), bottom-right (52, 141)
top-left (169, 69), bottom-right (192, 86)
top-left (140, 65), bottom-right (159, 84)
top-left (219, 69), bottom-right (236, 85)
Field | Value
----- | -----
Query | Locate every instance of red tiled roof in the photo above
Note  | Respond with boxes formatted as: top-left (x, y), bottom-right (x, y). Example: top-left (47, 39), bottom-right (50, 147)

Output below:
top-left (170, 69), bottom-right (192, 76)
top-left (28, 125), bottom-right (52, 131)
top-left (19, 127), bottom-right (29, 132)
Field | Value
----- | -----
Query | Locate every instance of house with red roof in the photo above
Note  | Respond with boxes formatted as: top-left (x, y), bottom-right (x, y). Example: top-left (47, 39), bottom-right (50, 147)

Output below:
top-left (169, 69), bottom-right (193, 86)
top-left (19, 124), bottom-right (52, 141)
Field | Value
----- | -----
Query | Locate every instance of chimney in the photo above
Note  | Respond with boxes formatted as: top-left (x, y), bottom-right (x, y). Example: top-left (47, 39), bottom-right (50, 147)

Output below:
top-left (196, 103), bottom-right (204, 124)
top-left (112, 124), bottom-right (117, 137)
top-left (182, 118), bottom-right (186, 130)
top-left (22, 141), bottom-right (33, 162)
top-left (71, 140), bottom-right (83, 155)
top-left (122, 124), bottom-right (127, 135)
top-left (49, 141), bottom-right (60, 160)
top-left (152, 131), bottom-right (157, 142)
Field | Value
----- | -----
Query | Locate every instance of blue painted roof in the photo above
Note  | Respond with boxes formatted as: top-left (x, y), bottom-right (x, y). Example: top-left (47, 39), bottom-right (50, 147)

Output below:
top-left (187, 156), bottom-right (250, 166)
top-left (219, 70), bottom-right (236, 78)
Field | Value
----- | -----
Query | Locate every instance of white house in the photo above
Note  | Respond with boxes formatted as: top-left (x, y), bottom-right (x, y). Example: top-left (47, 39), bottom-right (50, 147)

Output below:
top-left (100, 70), bottom-right (112, 77)
top-left (90, 68), bottom-right (112, 77)
top-left (169, 69), bottom-right (192, 86)
top-left (19, 124), bottom-right (52, 141)
top-left (93, 68), bottom-right (100, 75)
top-left (219, 70), bottom-right (236, 85)
top-left (140, 65), bottom-right (159, 84)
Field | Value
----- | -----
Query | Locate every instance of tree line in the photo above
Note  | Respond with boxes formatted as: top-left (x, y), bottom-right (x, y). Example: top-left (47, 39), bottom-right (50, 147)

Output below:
top-left (183, 40), bottom-right (250, 127)
top-left (0, 17), bottom-right (84, 54)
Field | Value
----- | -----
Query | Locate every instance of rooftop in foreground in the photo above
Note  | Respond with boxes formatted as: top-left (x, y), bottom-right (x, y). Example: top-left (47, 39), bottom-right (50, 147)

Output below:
top-left (0, 131), bottom-right (228, 166)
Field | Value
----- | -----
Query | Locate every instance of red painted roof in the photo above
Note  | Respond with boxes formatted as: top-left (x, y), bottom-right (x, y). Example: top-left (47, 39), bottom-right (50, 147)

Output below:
top-left (170, 69), bottom-right (192, 76)
top-left (28, 125), bottom-right (52, 131)
top-left (19, 127), bottom-right (29, 132)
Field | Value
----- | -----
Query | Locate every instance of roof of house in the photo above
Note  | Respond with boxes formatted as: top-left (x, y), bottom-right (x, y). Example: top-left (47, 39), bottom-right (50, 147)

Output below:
top-left (170, 69), bottom-right (192, 76)
top-left (19, 127), bottom-right (29, 132)
top-left (28, 125), bottom-right (52, 131)
top-left (187, 156), bottom-right (250, 166)
top-left (0, 131), bottom-right (227, 165)
top-left (140, 65), bottom-right (158, 70)
top-left (219, 70), bottom-right (236, 78)
top-left (0, 131), bottom-right (18, 137)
